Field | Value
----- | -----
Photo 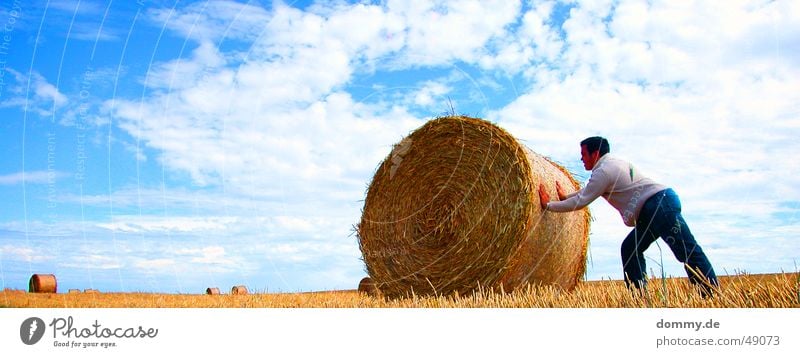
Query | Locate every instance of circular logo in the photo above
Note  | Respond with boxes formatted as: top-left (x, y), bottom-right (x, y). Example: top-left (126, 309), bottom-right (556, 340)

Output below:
top-left (20, 317), bottom-right (46, 345)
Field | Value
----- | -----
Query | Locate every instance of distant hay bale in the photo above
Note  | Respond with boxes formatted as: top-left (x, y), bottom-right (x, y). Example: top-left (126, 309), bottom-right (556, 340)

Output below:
top-left (357, 277), bottom-right (380, 297)
top-left (84, 289), bottom-right (99, 294)
top-left (68, 289), bottom-right (81, 294)
top-left (28, 274), bottom-right (57, 293)
top-left (206, 287), bottom-right (221, 295)
top-left (357, 116), bottom-right (590, 298)
top-left (231, 285), bottom-right (248, 295)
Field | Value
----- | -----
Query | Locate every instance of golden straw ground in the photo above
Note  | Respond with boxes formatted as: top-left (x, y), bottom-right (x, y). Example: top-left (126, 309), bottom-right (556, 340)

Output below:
top-left (2, 273), bottom-right (796, 308)
top-left (357, 116), bottom-right (590, 298)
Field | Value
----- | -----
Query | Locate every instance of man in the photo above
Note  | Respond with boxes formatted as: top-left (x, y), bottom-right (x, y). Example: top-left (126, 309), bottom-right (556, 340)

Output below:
top-left (538, 136), bottom-right (719, 297)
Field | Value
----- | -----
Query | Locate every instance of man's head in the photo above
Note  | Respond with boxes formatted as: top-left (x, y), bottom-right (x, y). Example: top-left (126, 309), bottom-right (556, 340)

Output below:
top-left (580, 136), bottom-right (610, 170)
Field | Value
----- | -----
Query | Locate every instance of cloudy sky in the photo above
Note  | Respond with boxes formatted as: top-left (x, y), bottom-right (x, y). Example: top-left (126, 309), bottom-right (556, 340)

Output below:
top-left (0, 0), bottom-right (798, 293)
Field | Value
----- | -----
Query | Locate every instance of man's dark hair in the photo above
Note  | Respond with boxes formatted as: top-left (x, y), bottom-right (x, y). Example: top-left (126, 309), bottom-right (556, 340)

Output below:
top-left (580, 136), bottom-right (610, 156)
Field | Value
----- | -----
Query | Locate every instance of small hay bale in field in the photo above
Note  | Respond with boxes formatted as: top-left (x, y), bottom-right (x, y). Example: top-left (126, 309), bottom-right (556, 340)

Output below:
top-left (206, 287), bottom-right (221, 295)
top-left (357, 277), bottom-right (380, 297)
top-left (84, 289), bottom-right (99, 293)
top-left (357, 116), bottom-right (590, 298)
top-left (231, 285), bottom-right (248, 295)
top-left (68, 289), bottom-right (81, 293)
top-left (28, 274), bottom-right (57, 293)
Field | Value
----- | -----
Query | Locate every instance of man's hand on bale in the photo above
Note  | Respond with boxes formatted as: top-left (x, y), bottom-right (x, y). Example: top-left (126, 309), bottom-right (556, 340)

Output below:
top-left (538, 184), bottom-right (550, 210)
top-left (556, 181), bottom-right (567, 201)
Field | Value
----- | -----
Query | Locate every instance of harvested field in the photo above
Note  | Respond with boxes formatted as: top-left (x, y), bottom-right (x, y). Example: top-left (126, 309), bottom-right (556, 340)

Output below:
top-left (2, 273), bottom-right (796, 308)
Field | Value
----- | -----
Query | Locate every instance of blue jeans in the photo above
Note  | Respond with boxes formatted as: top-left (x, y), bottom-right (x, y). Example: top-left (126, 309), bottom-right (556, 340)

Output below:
top-left (621, 189), bottom-right (719, 296)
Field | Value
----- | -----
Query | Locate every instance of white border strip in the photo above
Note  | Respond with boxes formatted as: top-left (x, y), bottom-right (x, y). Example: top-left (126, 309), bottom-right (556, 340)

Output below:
top-left (1, 308), bottom-right (797, 356)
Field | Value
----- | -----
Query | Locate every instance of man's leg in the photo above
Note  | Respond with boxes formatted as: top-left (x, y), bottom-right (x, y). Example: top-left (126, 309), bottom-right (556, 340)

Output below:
top-left (621, 190), bottom-right (665, 291)
top-left (621, 227), bottom-right (658, 290)
top-left (661, 212), bottom-right (719, 295)
top-left (656, 190), bottom-right (719, 296)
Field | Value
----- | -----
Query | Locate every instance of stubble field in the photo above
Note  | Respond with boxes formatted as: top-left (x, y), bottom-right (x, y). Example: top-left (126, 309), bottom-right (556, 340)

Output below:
top-left (3, 272), bottom-right (797, 308)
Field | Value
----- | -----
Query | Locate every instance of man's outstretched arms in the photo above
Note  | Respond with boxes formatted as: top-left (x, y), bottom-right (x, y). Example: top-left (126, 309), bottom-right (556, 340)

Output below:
top-left (539, 181), bottom-right (569, 210)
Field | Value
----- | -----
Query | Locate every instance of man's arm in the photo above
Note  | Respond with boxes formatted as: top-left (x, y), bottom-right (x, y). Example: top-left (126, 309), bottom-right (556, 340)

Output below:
top-left (556, 181), bottom-right (573, 201)
top-left (539, 181), bottom-right (571, 209)
top-left (541, 170), bottom-right (609, 212)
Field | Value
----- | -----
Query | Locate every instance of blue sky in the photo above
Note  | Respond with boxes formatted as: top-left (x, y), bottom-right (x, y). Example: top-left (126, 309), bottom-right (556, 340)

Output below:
top-left (1, 0), bottom-right (798, 294)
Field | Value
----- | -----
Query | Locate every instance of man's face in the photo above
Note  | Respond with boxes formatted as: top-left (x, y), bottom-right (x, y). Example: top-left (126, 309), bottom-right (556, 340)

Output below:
top-left (580, 145), bottom-right (599, 171)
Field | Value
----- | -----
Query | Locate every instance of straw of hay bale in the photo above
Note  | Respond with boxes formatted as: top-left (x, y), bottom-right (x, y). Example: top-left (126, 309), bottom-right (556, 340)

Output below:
top-left (206, 287), bottom-right (221, 295)
top-left (357, 277), bottom-right (380, 297)
top-left (28, 274), bottom-right (57, 293)
top-left (357, 116), bottom-right (590, 298)
top-left (231, 285), bottom-right (248, 295)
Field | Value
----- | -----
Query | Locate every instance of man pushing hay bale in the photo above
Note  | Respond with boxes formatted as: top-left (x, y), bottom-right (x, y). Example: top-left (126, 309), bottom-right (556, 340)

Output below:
top-left (357, 116), bottom-right (590, 298)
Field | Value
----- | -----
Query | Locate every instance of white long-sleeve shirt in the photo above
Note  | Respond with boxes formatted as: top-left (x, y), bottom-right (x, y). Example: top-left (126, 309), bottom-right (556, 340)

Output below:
top-left (546, 154), bottom-right (667, 227)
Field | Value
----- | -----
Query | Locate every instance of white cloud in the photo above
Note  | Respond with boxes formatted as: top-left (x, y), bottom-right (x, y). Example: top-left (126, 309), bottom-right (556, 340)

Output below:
top-left (0, 245), bottom-right (52, 262)
top-left (255, 240), bottom-right (359, 264)
top-left (387, 0), bottom-right (522, 66)
top-left (492, 1), bottom-right (800, 196)
top-left (479, 0), bottom-right (563, 72)
top-left (148, 0), bottom-right (271, 43)
top-left (413, 80), bottom-right (451, 107)
top-left (1, 69), bottom-right (68, 116)
top-left (174, 246), bottom-right (237, 266)
top-left (135, 258), bottom-right (175, 270)
top-left (60, 254), bottom-right (123, 270)
top-left (96, 216), bottom-right (238, 233)
top-left (48, 0), bottom-right (104, 14)
top-left (0, 170), bottom-right (69, 185)
top-left (273, 216), bottom-right (314, 233)
top-left (108, 0), bottom-right (527, 199)
top-left (67, 23), bottom-right (120, 42)
top-left (33, 75), bottom-right (68, 107)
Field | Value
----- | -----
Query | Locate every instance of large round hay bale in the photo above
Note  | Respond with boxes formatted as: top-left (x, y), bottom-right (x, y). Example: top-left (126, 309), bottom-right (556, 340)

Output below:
top-left (206, 287), bottom-right (221, 295)
top-left (357, 277), bottom-right (380, 297)
top-left (28, 274), bottom-right (57, 293)
top-left (357, 116), bottom-right (590, 298)
top-left (231, 285), bottom-right (248, 295)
